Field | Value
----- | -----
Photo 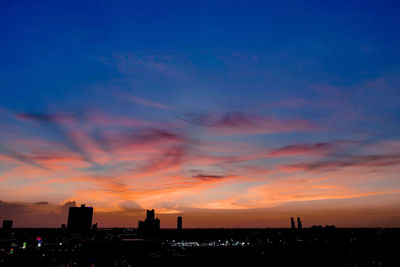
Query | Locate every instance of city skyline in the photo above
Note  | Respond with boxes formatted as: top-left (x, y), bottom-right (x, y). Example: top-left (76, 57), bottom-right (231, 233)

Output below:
top-left (1, 0), bottom-right (400, 228)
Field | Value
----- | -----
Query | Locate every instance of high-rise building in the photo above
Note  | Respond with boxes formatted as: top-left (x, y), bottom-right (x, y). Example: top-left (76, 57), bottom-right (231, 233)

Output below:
top-left (146, 209), bottom-right (155, 220)
top-left (297, 217), bottom-right (302, 229)
top-left (177, 216), bottom-right (182, 231)
top-left (2, 220), bottom-right (13, 230)
top-left (67, 204), bottom-right (93, 231)
top-left (290, 217), bottom-right (295, 229)
top-left (138, 209), bottom-right (160, 236)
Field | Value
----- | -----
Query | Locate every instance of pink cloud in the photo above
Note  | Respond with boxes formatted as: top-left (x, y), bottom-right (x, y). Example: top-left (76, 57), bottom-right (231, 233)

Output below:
top-left (268, 142), bottom-right (335, 157)
top-left (141, 145), bottom-right (187, 173)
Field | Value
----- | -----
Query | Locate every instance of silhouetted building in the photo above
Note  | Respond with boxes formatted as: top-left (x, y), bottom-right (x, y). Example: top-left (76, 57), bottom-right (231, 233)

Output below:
top-left (177, 216), bottom-right (182, 231)
top-left (2, 220), bottom-right (13, 230)
top-left (290, 217), bottom-right (295, 229)
top-left (61, 224), bottom-right (66, 229)
top-left (147, 209), bottom-right (155, 220)
top-left (92, 223), bottom-right (98, 230)
top-left (138, 209), bottom-right (160, 236)
top-left (67, 204), bottom-right (93, 232)
top-left (297, 217), bottom-right (302, 229)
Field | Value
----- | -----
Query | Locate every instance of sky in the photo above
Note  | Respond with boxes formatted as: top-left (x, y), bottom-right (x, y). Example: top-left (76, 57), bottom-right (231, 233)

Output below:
top-left (1, 0), bottom-right (400, 228)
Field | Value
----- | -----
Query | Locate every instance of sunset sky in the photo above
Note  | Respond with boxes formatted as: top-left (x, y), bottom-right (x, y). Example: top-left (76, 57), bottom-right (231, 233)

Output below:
top-left (1, 0), bottom-right (400, 228)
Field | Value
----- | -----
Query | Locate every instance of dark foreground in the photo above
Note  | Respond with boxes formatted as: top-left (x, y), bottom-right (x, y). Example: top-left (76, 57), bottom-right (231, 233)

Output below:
top-left (1, 227), bottom-right (398, 266)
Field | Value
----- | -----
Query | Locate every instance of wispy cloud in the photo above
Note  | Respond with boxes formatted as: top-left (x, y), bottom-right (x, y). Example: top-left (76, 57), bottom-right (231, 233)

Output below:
top-left (284, 153), bottom-right (400, 172)
top-left (268, 142), bottom-right (335, 157)
top-left (192, 174), bottom-right (229, 181)
top-left (141, 145), bottom-right (187, 173)
top-left (15, 113), bottom-right (76, 125)
top-left (114, 91), bottom-right (173, 110)
top-left (15, 112), bottom-right (92, 163)
top-left (183, 111), bottom-right (314, 135)
top-left (0, 146), bottom-right (48, 169)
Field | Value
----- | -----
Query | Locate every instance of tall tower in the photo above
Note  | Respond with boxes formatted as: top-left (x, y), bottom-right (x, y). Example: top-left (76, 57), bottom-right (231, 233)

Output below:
top-left (177, 216), bottom-right (182, 231)
top-left (138, 209), bottom-right (160, 236)
top-left (146, 209), bottom-right (155, 220)
top-left (290, 217), bottom-right (295, 229)
top-left (67, 204), bottom-right (93, 232)
top-left (297, 217), bottom-right (302, 229)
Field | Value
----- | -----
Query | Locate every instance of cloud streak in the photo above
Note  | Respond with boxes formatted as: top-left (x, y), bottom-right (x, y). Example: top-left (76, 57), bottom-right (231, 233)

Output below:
top-left (183, 111), bottom-right (314, 135)
top-left (15, 112), bottom-right (93, 163)
top-left (114, 92), bottom-right (173, 110)
top-left (284, 153), bottom-right (400, 172)
top-left (192, 174), bottom-right (229, 181)
top-left (268, 142), bottom-right (336, 157)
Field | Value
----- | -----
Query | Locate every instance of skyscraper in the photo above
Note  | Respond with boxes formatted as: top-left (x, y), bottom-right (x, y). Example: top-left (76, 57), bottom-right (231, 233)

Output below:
top-left (67, 204), bottom-right (93, 232)
top-left (177, 216), bottom-right (182, 231)
top-left (146, 209), bottom-right (155, 220)
top-left (138, 209), bottom-right (160, 236)
top-left (290, 217), bottom-right (295, 229)
top-left (297, 217), bottom-right (302, 229)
